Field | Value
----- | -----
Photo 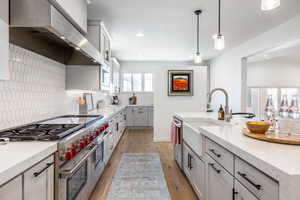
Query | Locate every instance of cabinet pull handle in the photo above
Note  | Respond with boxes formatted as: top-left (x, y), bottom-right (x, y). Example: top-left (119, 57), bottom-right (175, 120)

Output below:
top-left (209, 163), bottom-right (221, 174)
top-left (232, 189), bottom-right (238, 200)
top-left (187, 154), bottom-right (190, 169)
top-left (190, 155), bottom-right (193, 170)
top-left (33, 162), bottom-right (54, 177)
top-left (238, 172), bottom-right (261, 190)
top-left (209, 149), bottom-right (221, 158)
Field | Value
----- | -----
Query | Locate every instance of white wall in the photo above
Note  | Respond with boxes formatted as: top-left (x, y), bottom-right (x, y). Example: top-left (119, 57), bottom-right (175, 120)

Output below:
top-left (210, 14), bottom-right (300, 112)
top-left (0, 45), bottom-right (108, 130)
top-left (247, 57), bottom-right (300, 88)
top-left (121, 61), bottom-right (208, 142)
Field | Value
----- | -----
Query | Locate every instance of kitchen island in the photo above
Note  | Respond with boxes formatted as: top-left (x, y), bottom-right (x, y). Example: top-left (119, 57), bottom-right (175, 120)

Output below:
top-left (175, 112), bottom-right (300, 200)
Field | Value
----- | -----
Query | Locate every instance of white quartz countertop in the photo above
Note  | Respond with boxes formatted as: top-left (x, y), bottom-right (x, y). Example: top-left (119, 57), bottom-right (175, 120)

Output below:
top-left (176, 112), bottom-right (300, 178)
top-left (0, 141), bottom-right (57, 186)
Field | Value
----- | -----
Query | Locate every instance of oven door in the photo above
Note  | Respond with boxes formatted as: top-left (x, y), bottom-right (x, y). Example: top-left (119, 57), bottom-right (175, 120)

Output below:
top-left (59, 144), bottom-right (98, 200)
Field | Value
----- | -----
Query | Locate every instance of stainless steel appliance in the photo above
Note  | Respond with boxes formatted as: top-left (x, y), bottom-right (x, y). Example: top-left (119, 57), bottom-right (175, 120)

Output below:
top-left (0, 115), bottom-right (109, 200)
top-left (173, 117), bottom-right (183, 170)
top-left (9, 0), bottom-right (102, 65)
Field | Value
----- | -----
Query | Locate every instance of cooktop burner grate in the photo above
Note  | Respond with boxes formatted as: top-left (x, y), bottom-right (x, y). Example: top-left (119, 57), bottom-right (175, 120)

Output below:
top-left (0, 124), bottom-right (80, 141)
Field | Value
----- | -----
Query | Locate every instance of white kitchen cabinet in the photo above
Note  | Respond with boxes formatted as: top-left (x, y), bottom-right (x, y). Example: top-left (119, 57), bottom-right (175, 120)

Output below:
top-left (126, 106), bottom-right (154, 128)
top-left (183, 142), bottom-right (205, 200)
top-left (0, 0), bottom-right (9, 80)
top-left (133, 107), bottom-right (148, 126)
top-left (235, 180), bottom-right (259, 200)
top-left (50, 0), bottom-right (87, 33)
top-left (24, 155), bottom-right (54, 200)
top-left (147, 107), bottom-right (154, 127)
top-left (111, 57), bottom-right (121, 93)
top-left (206, 156), bottom-right (233, 200)
top-left (87, 20), bottom-right (111, 64)
top-left (126, 107), bottom-right (135, 127)
top-left (0, 175), bottom-right (23, 200)
top-left (66, 65), bottom-right (100, 91)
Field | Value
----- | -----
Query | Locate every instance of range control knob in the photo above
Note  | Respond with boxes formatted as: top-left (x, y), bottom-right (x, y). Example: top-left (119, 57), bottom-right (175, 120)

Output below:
top-left (80, 141), bottom-right (86, 149)
top-left (95, 130), bottom-right (100, 136)
top-left (71, 147), bottom-right (77, 156)
top-left (65, 151), bottom-right (73, 161)
top-left (89, 135), bottom-right (94, 142)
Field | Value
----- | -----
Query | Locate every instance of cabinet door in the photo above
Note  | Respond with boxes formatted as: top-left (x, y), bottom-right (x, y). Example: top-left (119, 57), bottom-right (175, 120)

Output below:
top-left (235, 180), bottom-right (258, 200)
top-left (191, 153), bottom-right (205, 199)
top-left (183, 143), bottom-right (192, 181)
top-left (133, 107), bottom-right (148, 126)
top-left (147, 107), bottom-right (154, 127)
top-left (24, 156), bottom-right (54, 200)
top-left (126, 107), bottom-right (135, 126)
top-left (0, 175), bottom-right (22, 200)
top-left (206, 158), bottom-right (233, 200)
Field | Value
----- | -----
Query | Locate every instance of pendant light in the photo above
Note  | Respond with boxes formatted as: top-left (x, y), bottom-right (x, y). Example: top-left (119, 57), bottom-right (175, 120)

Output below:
top-left (261, 0), bottom-right (280, 11)
top-left (213, 0), bottom-right (225, 50)
top-left (194, 10), bottom-right (202, 64)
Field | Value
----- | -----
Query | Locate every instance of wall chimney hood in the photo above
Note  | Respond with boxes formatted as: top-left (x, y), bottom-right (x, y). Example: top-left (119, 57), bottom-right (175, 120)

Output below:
top-left (9, 0), bottom-right (103, 65)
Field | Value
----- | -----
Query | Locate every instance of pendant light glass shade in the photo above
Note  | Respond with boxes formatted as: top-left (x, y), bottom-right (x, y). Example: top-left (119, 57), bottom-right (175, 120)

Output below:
top-left (261, 0), bottom-right (280, 11)
top-left (213, 34), bottom-right (225, 50)
top-left (194, 52), bottom-right (202, 64)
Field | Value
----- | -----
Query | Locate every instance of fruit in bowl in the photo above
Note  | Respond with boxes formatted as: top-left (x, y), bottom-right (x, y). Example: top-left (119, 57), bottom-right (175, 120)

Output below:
top-left (246, 121), bottom-right (270, 134)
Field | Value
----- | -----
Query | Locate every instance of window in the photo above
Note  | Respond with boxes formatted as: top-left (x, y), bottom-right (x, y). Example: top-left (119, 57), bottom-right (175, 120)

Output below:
top-left (122, 73), bottom-right (153, 92)
top-left (132, 73), bottom-right (142, 92)
top-left (123, 73), bottom-right (132, 92)
top-left (144, 73), bottom-right (153, 92)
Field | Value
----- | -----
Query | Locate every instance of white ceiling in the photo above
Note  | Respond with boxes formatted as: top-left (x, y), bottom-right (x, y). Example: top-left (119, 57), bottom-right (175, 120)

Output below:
top-left (88, 0), bottom-right (300, 62)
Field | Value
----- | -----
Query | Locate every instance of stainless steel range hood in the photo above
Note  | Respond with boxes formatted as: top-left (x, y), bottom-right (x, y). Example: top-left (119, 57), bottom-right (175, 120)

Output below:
top-left (9, 0), bottom-right (103, 65)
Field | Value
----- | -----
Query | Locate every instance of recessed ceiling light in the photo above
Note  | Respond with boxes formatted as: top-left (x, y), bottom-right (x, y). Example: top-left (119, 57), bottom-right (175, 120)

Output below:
top-left (136, 32), bottom-right (144, 37)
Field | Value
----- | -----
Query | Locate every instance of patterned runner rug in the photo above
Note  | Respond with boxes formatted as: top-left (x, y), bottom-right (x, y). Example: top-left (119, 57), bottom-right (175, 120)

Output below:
top-left (106, 153), bottom-right (171, 200)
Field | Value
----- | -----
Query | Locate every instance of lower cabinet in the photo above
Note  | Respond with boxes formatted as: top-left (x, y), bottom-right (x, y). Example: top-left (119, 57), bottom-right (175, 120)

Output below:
top-left (0, 175), bottom-right (22, 200)
top-left (24, 156), bottom-right (54, 200)
top-left (183, 142), bottom-right (205, 200)
top-left (126, 106), bottom-right (154, 128)
top-left (0, 155), bottom-right (54, 200)
top-left (206, 155), bottom-right (233, 200)
top-left (234, 180), bottom-right (259, 200)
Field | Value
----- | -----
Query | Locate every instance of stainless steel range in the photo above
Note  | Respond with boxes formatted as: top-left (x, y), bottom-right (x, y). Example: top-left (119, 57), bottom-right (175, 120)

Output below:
top-left (0, 115), bottom-right (111, 200)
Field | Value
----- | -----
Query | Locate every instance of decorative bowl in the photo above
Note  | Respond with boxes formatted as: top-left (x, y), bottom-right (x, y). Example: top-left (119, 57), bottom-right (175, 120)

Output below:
top-left (246, 121), bottom-right (270, 134)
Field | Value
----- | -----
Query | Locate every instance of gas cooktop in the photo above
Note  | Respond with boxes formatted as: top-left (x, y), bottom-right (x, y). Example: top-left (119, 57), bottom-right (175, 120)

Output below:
top-left (0, 115), bottom-right (103, 141)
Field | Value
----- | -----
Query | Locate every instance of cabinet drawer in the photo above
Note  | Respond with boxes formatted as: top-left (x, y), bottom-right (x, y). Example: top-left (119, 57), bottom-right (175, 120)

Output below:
top-left (24, 155), bottom-right (54, 200)
top-left (235, 179), bottom-right (258, 200)
top-left (206, 155), bottom-right (233, 200)
top-left (205, 138), bottom-right (234, 174)
top-left (235, 157), bottom-right (279, 200)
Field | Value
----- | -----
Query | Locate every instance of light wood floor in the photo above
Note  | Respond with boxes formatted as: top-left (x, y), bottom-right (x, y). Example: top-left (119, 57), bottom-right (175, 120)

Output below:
top-left (89, 129), bottom-right (198, 200)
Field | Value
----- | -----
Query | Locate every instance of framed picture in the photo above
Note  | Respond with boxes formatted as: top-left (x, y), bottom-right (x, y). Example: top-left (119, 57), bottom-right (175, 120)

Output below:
top-left (168, 70), bottom-right (193, 96)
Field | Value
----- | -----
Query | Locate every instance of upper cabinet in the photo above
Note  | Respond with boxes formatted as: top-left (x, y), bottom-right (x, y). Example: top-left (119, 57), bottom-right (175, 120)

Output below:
top-left (49, 0), bottom-right (88, 34)
top-left (111, 57), bottom-right (121, 93)
top-left (0, 0), bottom-right (9, 80)
top-left (87, 20), bottom-right (112, 65)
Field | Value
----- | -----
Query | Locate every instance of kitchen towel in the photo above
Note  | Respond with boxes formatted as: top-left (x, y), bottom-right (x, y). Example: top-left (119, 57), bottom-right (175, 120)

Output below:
top-left (106, 153), bottom-right (171, 200)
top-left (171, 123), bottom-right (180, 145)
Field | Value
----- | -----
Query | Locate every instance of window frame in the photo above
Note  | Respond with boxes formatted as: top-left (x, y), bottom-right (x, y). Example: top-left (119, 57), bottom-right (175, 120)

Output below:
top-left (122, 72), bottom-right (153, 92)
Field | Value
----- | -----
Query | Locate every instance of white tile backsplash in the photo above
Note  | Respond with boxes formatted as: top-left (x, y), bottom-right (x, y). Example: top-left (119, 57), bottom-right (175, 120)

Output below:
top-left (0, 45), bottom-right (78, 130)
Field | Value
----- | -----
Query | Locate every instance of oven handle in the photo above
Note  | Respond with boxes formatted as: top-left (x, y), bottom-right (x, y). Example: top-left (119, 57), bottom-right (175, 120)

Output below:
top-left (60, 144), bottom-right (98, 178)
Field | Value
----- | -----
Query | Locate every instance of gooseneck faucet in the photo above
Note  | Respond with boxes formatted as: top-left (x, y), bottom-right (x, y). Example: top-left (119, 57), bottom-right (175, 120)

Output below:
top-left (208, 88), bottom-right (232, 122)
